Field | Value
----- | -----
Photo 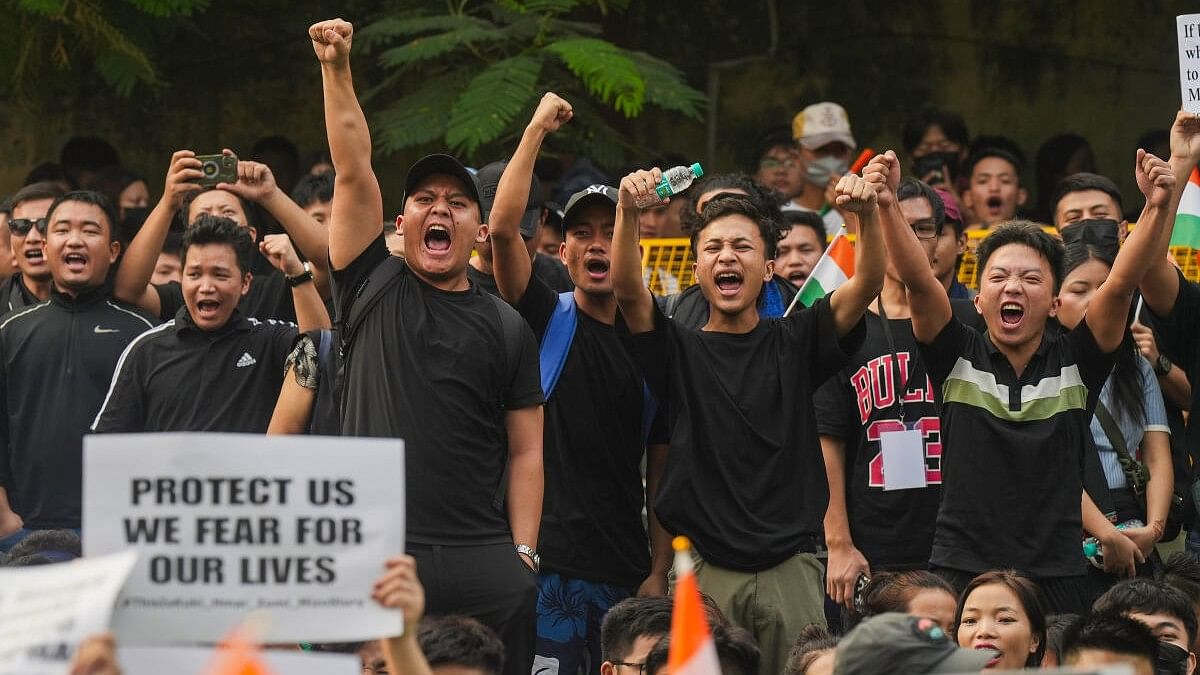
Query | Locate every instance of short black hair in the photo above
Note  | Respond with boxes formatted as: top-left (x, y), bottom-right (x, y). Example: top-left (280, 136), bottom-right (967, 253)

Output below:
top-left (60, 136), bottom-right (120, 186)
top-left (976, 220), bottom-right (1066, 293)
top-left (417, 615), bottom-right (505, 675)
top-left (691, 195), bottom-right (781, 260)
top-left (753, 127), bottom-right (798, 165)
top-left (784, 624), bottom-right (839, 675)
top-left (969, 135), bottom-right (1028, 169)
top-left (163, 230), bottom-right (185, 260)
top-left (11, 181), bottom-right (67, 212)
top-left (86, 165), bottom-right (145, 208)
top-left (965, 147), bottom-right (1025, 184)
top-left (902, 107), bottom-right (970, 156)
top-left (45, 190), bottom-right (120, 241)
top-left (601, 596), bottom-right (673, 662)
top-left (1061, 613), bottom-right (1159, 666)
top-left (779, 210), bottom-right (826, 247)
top-left (646, 626), bottom-right (759, 675)
top-left (1050, 172), bottom-right (1123, 219)
top-left (291, 171), bottom-right (335, 209)
top-left (1094, 579), bottom-right (1199, 648)
top-left (1163, 552), bottom-right (1200, 606)
top-left (1044, 613), bottom-right (1079, 663)
top-left (896, 177), bottom-right (947, 233)
top-left (181, 215), bottom-right (256, 275)
top-left (180, 187), bottom-right (262, 235)
top-left (6, 529), bottom-right (82, 561)
top-left (679, 172), bottom-right (784, 235)
top-left (23, 162), bottom-right (70, 188)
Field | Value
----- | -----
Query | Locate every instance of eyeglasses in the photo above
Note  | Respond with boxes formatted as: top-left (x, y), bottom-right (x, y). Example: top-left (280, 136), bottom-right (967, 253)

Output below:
top-left (611, 662), bottom-right (647, 675)
top-left (759, 157), bottom-right (799, 170)
top-left (8, 217), bottom-right (47, 236)
top-left (911, 219), bottom-right (941, 240)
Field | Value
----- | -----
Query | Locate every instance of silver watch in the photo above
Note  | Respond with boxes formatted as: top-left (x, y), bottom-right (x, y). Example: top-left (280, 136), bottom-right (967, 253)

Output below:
top-left (516, 544), bottom-right (540, 572)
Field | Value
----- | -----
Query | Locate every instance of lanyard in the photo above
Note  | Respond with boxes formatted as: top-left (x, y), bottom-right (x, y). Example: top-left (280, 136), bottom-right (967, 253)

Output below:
top-left (876, 296), bottom-right (908, 423)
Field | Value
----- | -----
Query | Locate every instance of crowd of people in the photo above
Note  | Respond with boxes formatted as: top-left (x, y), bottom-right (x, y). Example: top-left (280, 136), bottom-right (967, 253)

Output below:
top-left (4, 14), bottom-right (1200, 675)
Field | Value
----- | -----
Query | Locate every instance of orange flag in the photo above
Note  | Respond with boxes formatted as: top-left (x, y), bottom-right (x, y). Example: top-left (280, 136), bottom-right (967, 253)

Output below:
top-left (204, 617), bottom-right (274, 675)
top-left (668, 537), bottom-right (722, 675)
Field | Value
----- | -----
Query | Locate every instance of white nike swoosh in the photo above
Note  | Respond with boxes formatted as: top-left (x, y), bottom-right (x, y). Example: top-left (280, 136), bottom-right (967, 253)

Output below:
top-left (94, 327), bottom-right (120, 334)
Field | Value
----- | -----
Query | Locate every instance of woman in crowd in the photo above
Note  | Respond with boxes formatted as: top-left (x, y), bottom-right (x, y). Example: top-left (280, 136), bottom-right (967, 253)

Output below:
top-left (955, 570), bottom-right (1048, 670)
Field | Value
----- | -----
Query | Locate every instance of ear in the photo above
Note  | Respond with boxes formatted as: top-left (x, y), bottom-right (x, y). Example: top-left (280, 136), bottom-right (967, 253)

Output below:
top-left (247, 226), bottom-right (258, 242)
top-left (691, 260), bottom-right (697, 279)
top-left (1048, 294), bottom-right (1061, 318)
top-left (956, 232), bottom-right (967, 255)
top-left (600, 662), bottom-right (617, 675)
top-left (1017, 187), bottom-right (1028, 207)
top-left (476, 222), bottom-right (490, 244)
top-left (240, 272), bottom-right (252, 297)
top-left (558, 240), bottom-right (567, 265)
top-left (108, 240), bottom-right (121, 264)
top-left (973, 292), bottom-right (983, 315)
top-left (1029, 635), bottom-right (1041, 655)
top-left (763, 258), bottom-right (775, 281)
top-left (1186, 650), bottom-right (1195, 675)
top-left (1118, 220), bottom-right (1129, 243)
top-left (395, 214), bottom-right (404, 234)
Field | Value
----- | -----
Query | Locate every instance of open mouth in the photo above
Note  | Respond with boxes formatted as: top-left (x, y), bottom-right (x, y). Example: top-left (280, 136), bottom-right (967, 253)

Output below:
top-left (985, 196), bottom-right (1003, 213)
top-left (788, 271), bottom-right (808, 285)
top-left (24, 248), bottom-right (44, 264)
top-left (974, 644), bottom-right (1001, 668)
top-left (63, 252), bottom-right (87, 272)
top-left (423, 224), bottom-right (452, 252)
top-left (196, 299), bottom-right (221, 318)
top-left (714, 271), bottom-right (743, 296)
top-left (1000, 302), bottom-right (1024, 327)
top-left (584, 258), bottom-right (609, 280)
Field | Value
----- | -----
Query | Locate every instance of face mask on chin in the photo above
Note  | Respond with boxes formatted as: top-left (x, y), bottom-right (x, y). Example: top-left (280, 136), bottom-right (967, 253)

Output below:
top-left (805, 156), bottom-right (850, 187)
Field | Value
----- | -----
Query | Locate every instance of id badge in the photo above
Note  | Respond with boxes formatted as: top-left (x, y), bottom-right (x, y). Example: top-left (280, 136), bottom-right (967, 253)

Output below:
top-left (879, 427), bottom-right (928, 491)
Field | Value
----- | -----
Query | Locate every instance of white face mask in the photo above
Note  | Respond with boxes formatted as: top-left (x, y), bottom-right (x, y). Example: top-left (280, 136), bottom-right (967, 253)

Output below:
top-left (805, 156), bottom-right (850, 186)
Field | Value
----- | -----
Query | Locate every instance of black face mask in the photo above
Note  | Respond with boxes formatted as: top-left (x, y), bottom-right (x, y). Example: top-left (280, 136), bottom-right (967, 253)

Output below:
top-left (913, 151), bottom-right (962, 183)
top-left (1157, 641), bottom-right (1190, 675)
top-left (1061, 218), bottom-right (1120, 258)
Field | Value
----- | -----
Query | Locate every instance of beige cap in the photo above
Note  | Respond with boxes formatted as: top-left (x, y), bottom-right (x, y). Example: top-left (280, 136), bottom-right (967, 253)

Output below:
top-left (792, 102), bottom-right (857, 150)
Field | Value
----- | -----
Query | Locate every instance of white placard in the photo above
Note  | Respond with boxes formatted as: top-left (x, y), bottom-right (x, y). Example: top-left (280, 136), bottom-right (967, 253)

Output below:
top-left (1180, 14), bottom-right (1200, 113)
top-left (879, 428), bottom-right (929, 491)
top-left (0, 550), bottom-right (138, 675)
top-left (119, 646), bottom-right (360, 675)
top-left (83, 433), bottom-right (405, 645)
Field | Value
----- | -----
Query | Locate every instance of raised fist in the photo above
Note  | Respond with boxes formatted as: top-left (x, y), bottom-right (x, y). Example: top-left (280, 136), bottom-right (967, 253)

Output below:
top-left (1134, 148), bottom-right (1175, 209)
top-left (309, 19), bottom-right (353, 66)
top-left (619, 168), bottom-right (663, 210)
top-left (862, 150), bottom-right (899, 209)
top-left (835, 173), bottom-right (879, 213)
top-left (530, 92), bottom-right (573, 134)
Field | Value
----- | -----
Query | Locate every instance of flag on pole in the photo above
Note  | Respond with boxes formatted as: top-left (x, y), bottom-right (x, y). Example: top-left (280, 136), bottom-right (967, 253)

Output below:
top-left (1169, 167), bottom-right (1200, 248)
top-left (785, 227), bottom-right (855, 316)
top-left (668, 537), bottom-right (721, 675)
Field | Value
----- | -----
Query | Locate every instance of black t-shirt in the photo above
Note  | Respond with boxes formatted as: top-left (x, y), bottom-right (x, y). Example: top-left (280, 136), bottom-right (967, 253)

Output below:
top-left (333, 237), bottom-right (543, 545)
top-left (622, 297), bottom-right (865, 571)
top-left (1151, 271), bottom-right (1200, 478)
top-left (154, 255), bottom-right (296, 323)
top-left (516, 279), bottom-right (650, 588)
top-left (919, 316), bottom-right (1114, 577)
top-left (532, 253), bottom-right (574, 293)
top-left (92, 308), bottom-right (297, 433)
top-left (814, 309), bottom-right (942, 570)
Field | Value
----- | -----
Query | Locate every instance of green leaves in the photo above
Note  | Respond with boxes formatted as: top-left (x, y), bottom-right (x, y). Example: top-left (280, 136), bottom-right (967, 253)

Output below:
top-left (446, 55), bottom-right (542, 155)
top-left (627, 51), bottom-right (706, 119)
top-left (545, 37), bottom-right (644, 117)
top-left (373, 79), bottom-right (463, 155)
top-left (377, 22), bottom-right (507, 70)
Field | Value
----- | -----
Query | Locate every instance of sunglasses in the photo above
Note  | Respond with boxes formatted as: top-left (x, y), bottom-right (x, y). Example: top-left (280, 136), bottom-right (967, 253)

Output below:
top-left (8, 217), bottom-right (48, 236)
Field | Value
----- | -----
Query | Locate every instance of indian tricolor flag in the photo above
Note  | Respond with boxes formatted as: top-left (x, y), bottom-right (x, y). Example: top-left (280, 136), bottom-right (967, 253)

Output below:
top-left (785, 227), bottom-right (855, 316)
top-left (1170, 168), bottom-right (1200, 248)
top-left (668, 537), bottom-right (721, 675)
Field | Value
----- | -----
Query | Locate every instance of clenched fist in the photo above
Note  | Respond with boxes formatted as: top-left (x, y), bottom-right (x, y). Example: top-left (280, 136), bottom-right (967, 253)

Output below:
top-left (310, 19), bottom-right (353, 67)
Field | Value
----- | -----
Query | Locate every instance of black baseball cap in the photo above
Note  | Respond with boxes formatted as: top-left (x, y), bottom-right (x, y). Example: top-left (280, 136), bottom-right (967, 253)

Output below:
top-left (834, 614), bottom-right (996, 675)
top-left (403, 154), bottom-right (482, 209)
top-left (561, 185), bottom-right (618, 232)
top-left (476, 161), bottom-right (546, 240)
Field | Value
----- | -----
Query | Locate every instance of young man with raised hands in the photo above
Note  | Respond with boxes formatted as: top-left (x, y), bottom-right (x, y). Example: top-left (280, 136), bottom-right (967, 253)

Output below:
top-left (610, 164), bottom-right (884, 675)
top-left (869, 142), bottom-right (1176, 613)
top-left (311, 18), bottom-right (544, 675)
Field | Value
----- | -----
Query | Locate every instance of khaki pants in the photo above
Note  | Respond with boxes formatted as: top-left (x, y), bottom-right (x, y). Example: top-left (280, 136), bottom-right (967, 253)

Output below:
top-left (693, 552), bottom-right (826, 675)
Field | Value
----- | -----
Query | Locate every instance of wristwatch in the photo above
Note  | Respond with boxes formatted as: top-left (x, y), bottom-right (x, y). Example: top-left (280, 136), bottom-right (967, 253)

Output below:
top-left (1155, 353), bottom-right (1173, 376)
top-left (286, 261), bottom-right (314, 287)
top-left (515, 544), bottom-right (540, 572)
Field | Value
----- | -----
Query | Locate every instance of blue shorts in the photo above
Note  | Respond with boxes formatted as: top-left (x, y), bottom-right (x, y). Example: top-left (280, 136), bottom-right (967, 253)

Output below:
top-left (533, 573), bottom-right (633, 675)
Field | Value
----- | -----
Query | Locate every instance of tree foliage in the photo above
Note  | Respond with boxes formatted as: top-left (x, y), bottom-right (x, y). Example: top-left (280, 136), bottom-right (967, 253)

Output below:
top-left (357, 0), bottom-right (706, 164)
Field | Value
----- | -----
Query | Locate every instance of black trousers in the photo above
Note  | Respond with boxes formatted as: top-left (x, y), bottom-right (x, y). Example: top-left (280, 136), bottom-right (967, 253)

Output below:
top-left (933, 566), bottom-right (1092, 615)
top-left (409, 541), bottom-right (538, 675)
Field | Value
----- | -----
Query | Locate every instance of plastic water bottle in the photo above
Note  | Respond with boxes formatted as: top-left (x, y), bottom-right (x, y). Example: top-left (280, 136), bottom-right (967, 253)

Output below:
top-left (1083, 519), bottom-right (1144, 570)
top-left (634, 163), bottom-right (704, 208)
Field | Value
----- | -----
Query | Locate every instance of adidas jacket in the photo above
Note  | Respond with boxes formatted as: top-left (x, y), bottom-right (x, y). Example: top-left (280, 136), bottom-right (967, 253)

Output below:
top-left (0, 286), bottom-right (156, 529)
top-left (91, 307), bottom-right (297, 434)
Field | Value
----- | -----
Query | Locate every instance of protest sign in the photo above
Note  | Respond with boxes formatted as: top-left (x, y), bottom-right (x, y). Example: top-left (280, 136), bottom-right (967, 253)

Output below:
top-left (83, 433), bottom-right (405, 645)
top-left (0, 550), bottom-right (137, 675)
top-left (119, 646), bottom-right (359, 675)
top-left (1181, 14), bottom-right (1200, 113)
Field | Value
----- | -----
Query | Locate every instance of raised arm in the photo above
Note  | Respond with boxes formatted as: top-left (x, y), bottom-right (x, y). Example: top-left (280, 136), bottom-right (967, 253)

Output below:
top-left (827, 173), bottom-right (884, 336)
top-left (223, 161), bottom-right (332, 300)
top-left (868, 151), bottom-right (951, 343)
top-left (310, 18), bottom-right (383, 269)
top-left (612, 169), bottom-right (661, 333)
top-left (259, 234), bottom-right (331, 332)
top-left (1086, 150), bottom-right (1175, 353)
top-left (1140, 111), bottom-right (1200, 317)
top-left (491, 93), bottom-right (573, 304)
top-left (113, 150), bottom-right (203, 315)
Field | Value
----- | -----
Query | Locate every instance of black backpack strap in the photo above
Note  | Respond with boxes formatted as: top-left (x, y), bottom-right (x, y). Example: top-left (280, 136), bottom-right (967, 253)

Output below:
top-left (489, 293), bottom-right (531, 513)
top-left (1095, 400), bottom-right (1150, 496)
top-left (338, 256), bottom-right (407, 360)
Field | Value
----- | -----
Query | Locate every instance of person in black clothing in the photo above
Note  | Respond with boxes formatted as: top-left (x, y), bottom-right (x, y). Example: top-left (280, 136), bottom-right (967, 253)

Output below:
top-left (2, 181), bottom-right (66, 315)
top-left (91, 216), bottom-right (328, 433)
top-left (0, 191), bottom-right (156, 552)
top-left (817, 178), bottom-right (974, 608)
top-left (313, 19), bottom-right (543, 675)
top-left (488, 94), bottom-right (671, 675)
top-left (612, 165), bottom-right (885, 675)
top-left (114, 150), bottom-right (332, 324)
top-left (874, 137), bottom-right (1177, 613)
top-left (468, 161), bottom-right (573, 297)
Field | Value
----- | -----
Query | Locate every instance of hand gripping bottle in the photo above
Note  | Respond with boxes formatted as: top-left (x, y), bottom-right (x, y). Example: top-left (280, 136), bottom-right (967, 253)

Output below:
top-left (634, 163), bottom-right (704, 209)
top-left (1082, 519), bottom-right (1144, 570)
